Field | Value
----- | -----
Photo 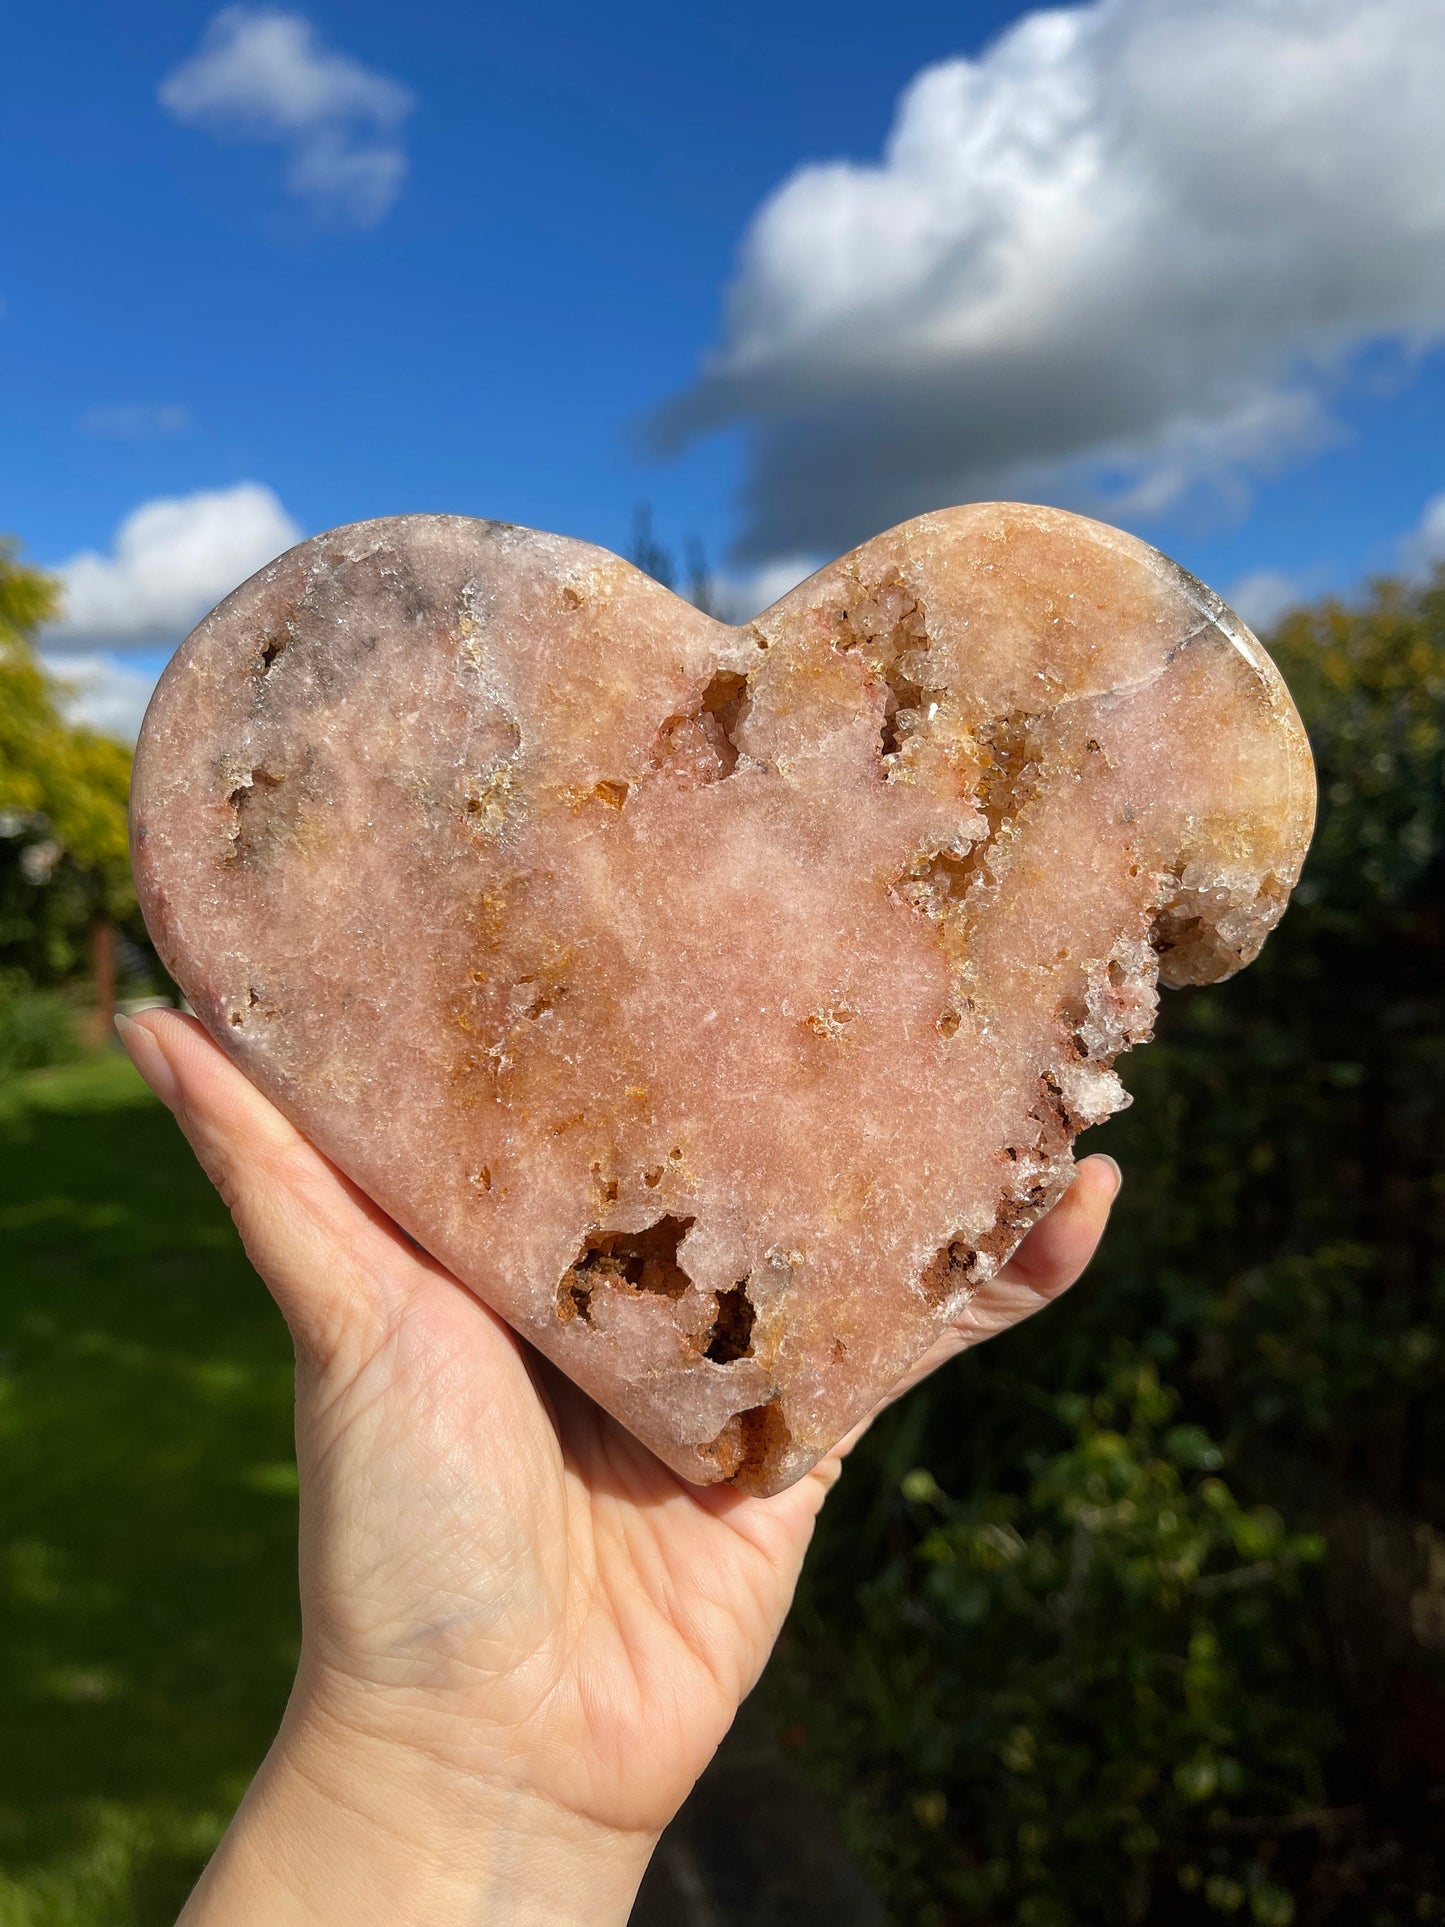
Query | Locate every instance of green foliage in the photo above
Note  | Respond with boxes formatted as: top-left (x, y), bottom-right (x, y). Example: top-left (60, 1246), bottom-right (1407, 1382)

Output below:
top-left (1270, 573), bottom-right (1445, 919)
top-left (0, 970), bottom-right (81, 1081)
top-left (778, 570), bottom-right (1445, 1922)
top-left (0, 541), bottom-right (137, 983)
top-left (0, 539), bottom-right (61, 642)
top-left (783, 1357), bottom-right (1328, 1924)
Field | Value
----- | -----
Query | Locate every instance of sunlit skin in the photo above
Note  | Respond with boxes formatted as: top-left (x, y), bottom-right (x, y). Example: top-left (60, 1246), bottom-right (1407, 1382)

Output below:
top-left (117, 1007), bottom-right (1119, 1926)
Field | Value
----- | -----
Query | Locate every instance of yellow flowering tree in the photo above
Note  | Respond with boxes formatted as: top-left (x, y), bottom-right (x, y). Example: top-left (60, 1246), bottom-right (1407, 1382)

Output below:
top-left (0, 539), bottom-right (136, 986)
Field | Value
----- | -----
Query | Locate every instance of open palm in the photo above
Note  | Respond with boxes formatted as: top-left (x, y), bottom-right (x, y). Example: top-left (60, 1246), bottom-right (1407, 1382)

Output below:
top-left (119, 1008), bottom-right (1117, 1922)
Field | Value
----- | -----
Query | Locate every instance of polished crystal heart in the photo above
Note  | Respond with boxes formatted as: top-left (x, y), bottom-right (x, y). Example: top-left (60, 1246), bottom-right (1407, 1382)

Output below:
top-left (131, 507), bottom-right (1315, 1494)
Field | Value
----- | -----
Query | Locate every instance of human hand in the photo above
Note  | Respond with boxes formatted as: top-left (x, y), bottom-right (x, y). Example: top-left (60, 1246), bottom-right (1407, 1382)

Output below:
top-left (117, 1008), bottom-right (1119, 1926)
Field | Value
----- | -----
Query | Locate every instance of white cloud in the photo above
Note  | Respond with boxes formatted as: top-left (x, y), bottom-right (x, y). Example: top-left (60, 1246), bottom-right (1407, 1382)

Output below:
top-left (160, 8), bottom-right (413, 227)
top-left (710, 555), bottom-right (821, 625)
top-left (654, 0), bottom-right (1445, 561)
top-left (40, 652), bottom-right (162, 744)
top-left (80, 403), bottom-right (194, 439)
top-left (1225, 570), bottom-right (1303, 634)
top-left (45, 483), bottom-right (302, 651)
top-left (1400, 491), bottom-right (1445, 577)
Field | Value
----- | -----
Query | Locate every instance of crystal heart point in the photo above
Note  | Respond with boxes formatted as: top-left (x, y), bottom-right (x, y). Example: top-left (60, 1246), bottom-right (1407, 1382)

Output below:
top-left (131, 507), bottom-right (1315, 1493)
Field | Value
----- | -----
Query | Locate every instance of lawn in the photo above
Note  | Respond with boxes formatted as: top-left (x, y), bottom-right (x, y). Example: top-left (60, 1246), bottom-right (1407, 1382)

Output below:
top-left (0, 1053), bottom-right (299, 1926)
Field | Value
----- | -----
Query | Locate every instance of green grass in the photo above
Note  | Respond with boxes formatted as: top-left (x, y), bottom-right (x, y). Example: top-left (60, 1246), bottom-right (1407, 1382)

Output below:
top-left (0, 1054), bottom-right (299, 1925)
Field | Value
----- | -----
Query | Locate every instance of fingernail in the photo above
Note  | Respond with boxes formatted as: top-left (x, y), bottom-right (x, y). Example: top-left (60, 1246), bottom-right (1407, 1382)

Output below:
top-left (1095, 1154), bottom-right (1123, 1199)
top-left (115, 1012), bottom-right (181, 1112)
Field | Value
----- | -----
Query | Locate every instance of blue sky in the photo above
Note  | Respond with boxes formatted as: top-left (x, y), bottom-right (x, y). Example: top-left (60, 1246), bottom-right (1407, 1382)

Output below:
top-left (6, 0), bottom-right (1445, 735)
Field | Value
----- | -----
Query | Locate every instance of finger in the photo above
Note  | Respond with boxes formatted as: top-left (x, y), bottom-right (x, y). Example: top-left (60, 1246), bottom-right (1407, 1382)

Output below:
top-left (837, 1154), bottom-right (1123, 1430)
top-left (117, 1009), bottom-right (424, 1365)
top-left (1003, 1154), bottom-right (1121, 1301)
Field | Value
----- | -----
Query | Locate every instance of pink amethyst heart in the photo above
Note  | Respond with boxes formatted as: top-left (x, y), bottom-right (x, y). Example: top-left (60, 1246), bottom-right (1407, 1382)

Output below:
top-left (131, 506), bottom-right (1315, 1494)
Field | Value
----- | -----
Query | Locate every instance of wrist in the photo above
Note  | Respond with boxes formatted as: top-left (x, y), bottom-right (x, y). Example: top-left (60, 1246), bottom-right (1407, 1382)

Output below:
top-left (180, 1686), bottom-right (658, 1927)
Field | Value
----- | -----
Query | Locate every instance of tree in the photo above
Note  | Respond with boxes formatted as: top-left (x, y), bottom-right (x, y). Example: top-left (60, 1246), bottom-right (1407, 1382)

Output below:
top-left (0, 540), bottom-right (136, 992)
top-left (685, 535), bottom-right (718, 617)
top-left (627, 503), bottom-right (720, 615)
top-left (628, 501), bottom-right (675, 589)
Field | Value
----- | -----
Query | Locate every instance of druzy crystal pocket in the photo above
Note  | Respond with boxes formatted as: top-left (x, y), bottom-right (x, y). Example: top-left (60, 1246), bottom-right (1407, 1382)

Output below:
top-left (131, 506), bottom-right (1316, 1494)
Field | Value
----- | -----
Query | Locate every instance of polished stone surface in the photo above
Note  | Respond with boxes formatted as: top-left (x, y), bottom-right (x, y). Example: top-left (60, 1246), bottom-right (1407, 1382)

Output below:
top-left (131, 507), bottom-right (1316, 1493)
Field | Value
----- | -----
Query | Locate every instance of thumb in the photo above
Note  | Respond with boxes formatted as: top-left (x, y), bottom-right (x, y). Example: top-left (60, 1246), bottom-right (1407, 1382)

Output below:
top-left (117, 1009), bottom-right (411, 1370)
top-left (852, 1154), bottom-right (1122, 1417)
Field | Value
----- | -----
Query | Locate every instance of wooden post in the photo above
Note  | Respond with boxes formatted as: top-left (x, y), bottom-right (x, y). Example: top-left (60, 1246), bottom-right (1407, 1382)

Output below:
top-left (92, 916), bottom-right (116, 1042)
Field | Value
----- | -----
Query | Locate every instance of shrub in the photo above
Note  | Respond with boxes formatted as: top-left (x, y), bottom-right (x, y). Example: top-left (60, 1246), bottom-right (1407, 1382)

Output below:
top-left (780, 1355), bottom-right (1329, 1925)
top-left (0, 969), bottom-right (82, 1080)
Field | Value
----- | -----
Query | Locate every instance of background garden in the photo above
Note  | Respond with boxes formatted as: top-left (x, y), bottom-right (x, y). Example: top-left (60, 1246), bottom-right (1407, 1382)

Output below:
top-left (1, 531), bottom-right (1443, 1925)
